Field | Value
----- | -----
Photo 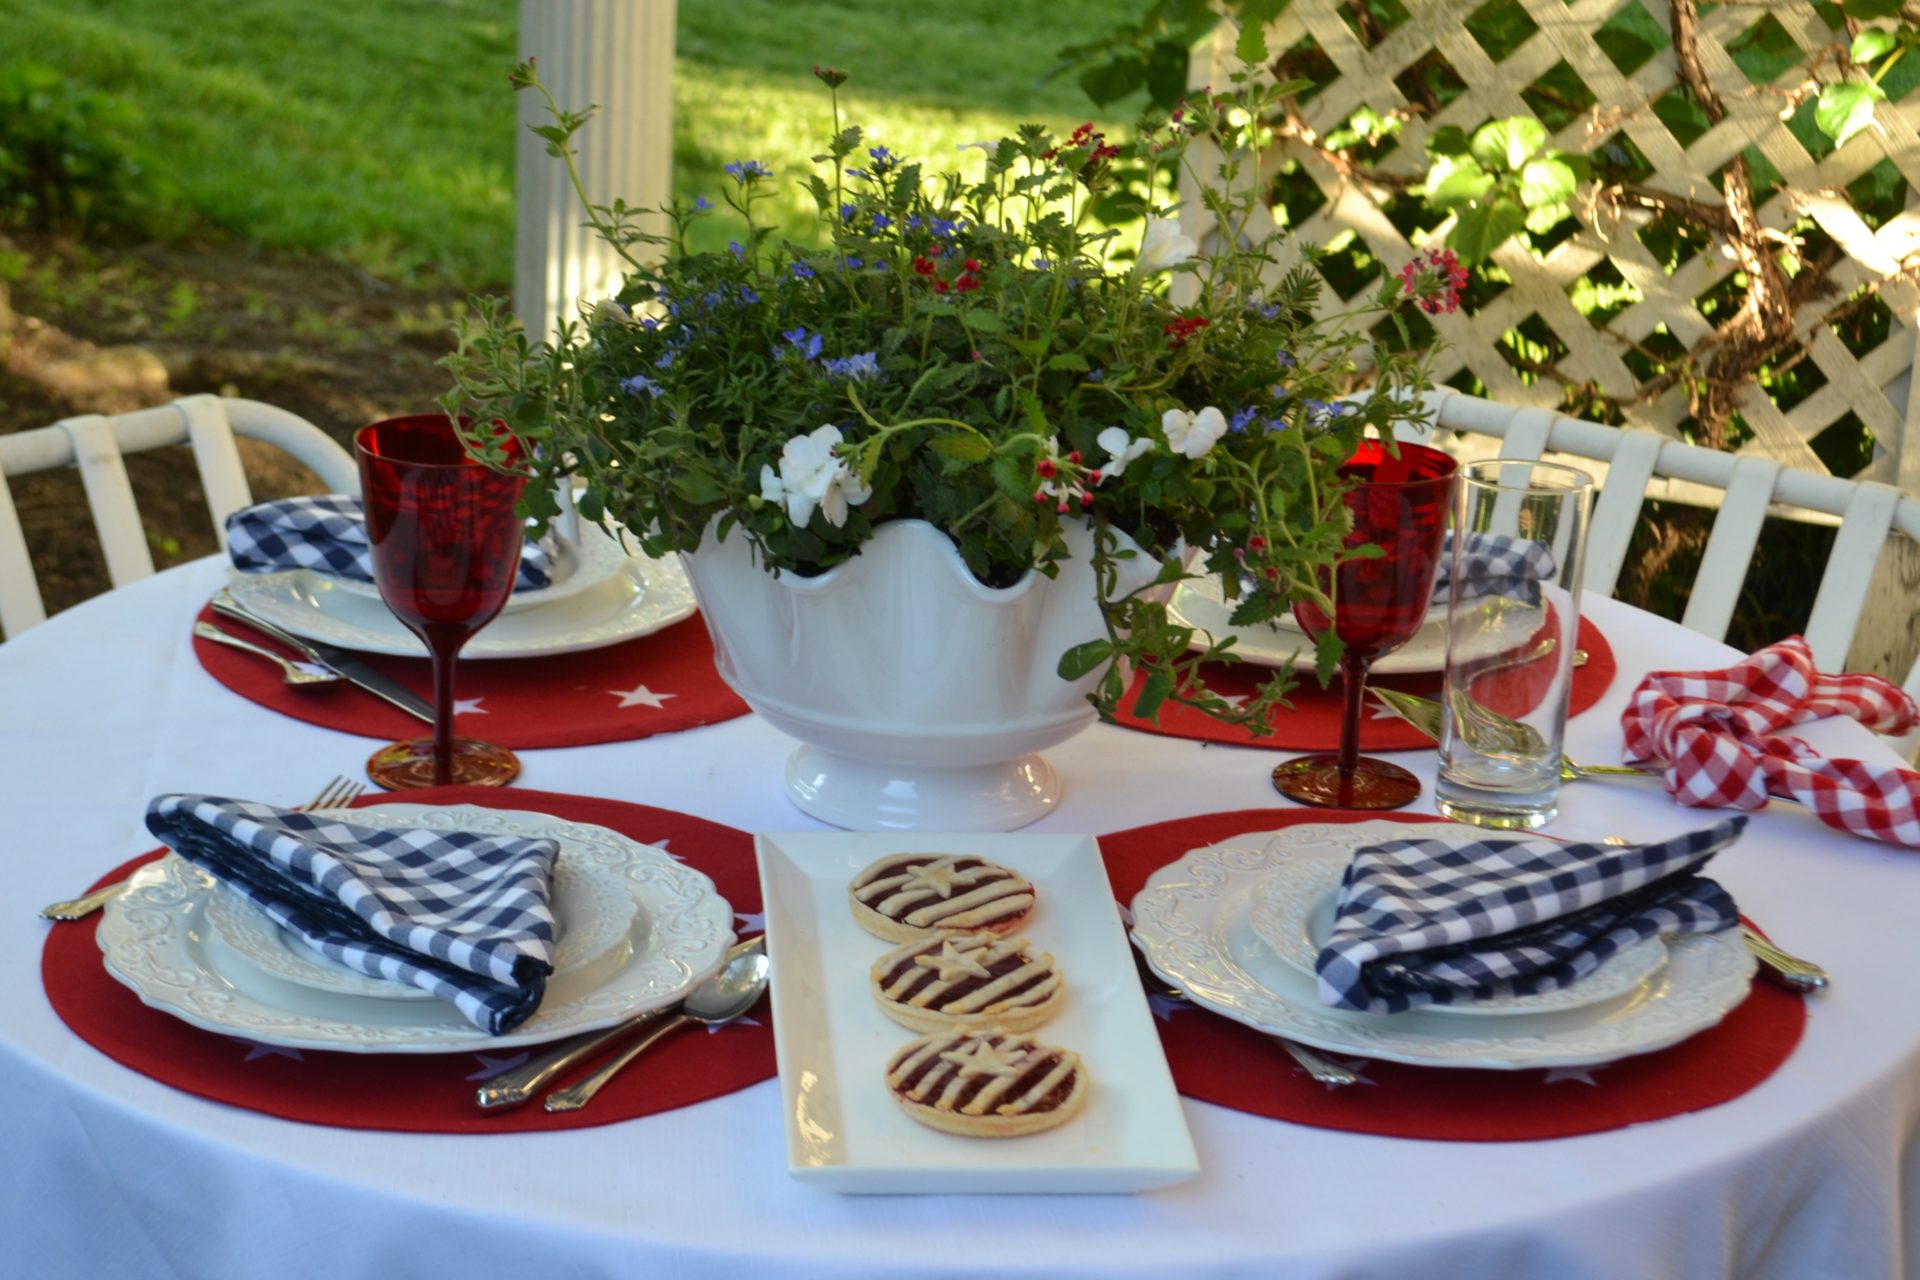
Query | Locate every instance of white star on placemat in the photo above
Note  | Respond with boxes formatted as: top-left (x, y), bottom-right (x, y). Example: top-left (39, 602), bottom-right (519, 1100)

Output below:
top-left (1542, 1065), bottom-right (1601, 1087)
top-left (706, 1015), bottom-right (762, 1035)
top-left (610, 683), bottom-right (677, 709)
top-left (453, 697), bottom-right (487, 715)
top-left (735, 910), bottom-right (765, 933)
top-left (1316, 1053), bottom-right (1377, 1087)
top-left (467, 1051), bottom-right (531, 1080)
top-left (240, 1042), bottom-right (305, 1063)
top-left (648, 837), bottom-right (684, 862)
top-left (1219, 693), bottom-right (1250, 709)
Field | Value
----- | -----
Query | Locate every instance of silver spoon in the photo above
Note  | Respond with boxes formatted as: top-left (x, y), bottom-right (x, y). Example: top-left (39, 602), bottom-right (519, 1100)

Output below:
top-left (194, 621), bottom-right (341, 686)
top-left (544, 945), bottom-right (771, 1112)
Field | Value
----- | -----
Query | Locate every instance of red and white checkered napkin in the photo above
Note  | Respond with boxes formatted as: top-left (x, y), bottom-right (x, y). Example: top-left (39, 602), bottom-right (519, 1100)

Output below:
top-left (1620, 636), bottom-right (1920, 847)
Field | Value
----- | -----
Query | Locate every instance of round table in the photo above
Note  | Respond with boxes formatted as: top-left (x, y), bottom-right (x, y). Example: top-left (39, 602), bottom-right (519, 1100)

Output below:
top-left (4, 558), bottom-right (1917, 1280)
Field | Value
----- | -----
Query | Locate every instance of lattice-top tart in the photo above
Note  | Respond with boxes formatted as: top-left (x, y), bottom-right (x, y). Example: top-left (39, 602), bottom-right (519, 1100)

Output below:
top-left (847, 853), bottom-right (1034, 942)
top-left (870, 931), bottom-right (1063, 1033)
top-left (884, 1028), bottom-right (1089, 1138)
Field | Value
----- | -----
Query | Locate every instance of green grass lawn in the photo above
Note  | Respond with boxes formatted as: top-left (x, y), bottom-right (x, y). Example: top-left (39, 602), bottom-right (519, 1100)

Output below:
top-left (8, 0), bottom-right (1142, 286)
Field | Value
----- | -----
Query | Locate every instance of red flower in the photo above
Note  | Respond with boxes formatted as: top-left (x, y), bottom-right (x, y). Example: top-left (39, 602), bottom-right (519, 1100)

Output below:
top-left (912, 255), bottom-right (937, 276)
top-left (933, 279), bottom-right (950, 294)
top-left (1163, 314), bottom-right (1211, 347)
top-left (1398, 248), bottom-right (1469, 316)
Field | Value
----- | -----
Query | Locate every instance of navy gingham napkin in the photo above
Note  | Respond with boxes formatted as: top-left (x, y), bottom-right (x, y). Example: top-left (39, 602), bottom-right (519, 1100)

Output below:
top-left (1314, 817), bottom-right (1745, 1015)
top-left (145, 795), bottom-right (560, 1034)
top-left (226, 495), bottom-right (553, 591)
top-left (1433, 531), bottom-right (1557, 605)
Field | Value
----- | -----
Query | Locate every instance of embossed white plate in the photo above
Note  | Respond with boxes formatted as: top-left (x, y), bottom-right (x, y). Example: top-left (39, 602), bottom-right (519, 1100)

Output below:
top-left (1247, 852), bottom-right (1669, 1018)
top-left (321, 522), bottom-right (631, 616)
top-left (1168, 577), bottom-right (1540, 674)
top-left (223, 539), bottom-right (697, 659)
top-left (206, 854), bottom-right (638, 1002)
top-left (97, 804), bottom-right (734, 1053)
top-left (758, 831), bottom-right (1198, 1194)
top-left (1130, 821), bottom-right (1754, 1070)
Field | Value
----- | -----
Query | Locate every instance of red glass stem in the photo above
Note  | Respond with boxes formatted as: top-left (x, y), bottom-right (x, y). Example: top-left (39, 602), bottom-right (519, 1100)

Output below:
top-left (1336, 654), bottom-right (1369, 778)
top-left (427, 629), bottom-right (460, 787)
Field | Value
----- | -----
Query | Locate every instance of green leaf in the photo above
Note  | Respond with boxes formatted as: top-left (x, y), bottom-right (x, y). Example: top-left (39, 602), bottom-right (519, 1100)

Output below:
top-left (1079, 56), bottom-right (1145, 107)
top-left (1469, 117), bottom-right (1548, 171)
top-left (1518, 156), bottom-right (1578, 207)
top-left (1133, 666), bottom-right (1175, 721)
top-left (1447, 196), bottom-right (1528, 264)
top-left (960, 308), bottom-right (1006, 333)
top-left (1056, 639), bottom-right (1114, 681)
top-left (1047, 351), bottom-right (1090, 371)
top-left (1815, 79), bottom-right (1887, 146)
top-left (1425, 125), bottom-right (1471, 158)
top-left (1235, 14), bottom-right (1270, 66)
top-left (929, 432), bottom-right (992, 465)
top-left (1145, 39), bottom-right (1191, 108)
top-left (1424, 153), bottom-right (1495, 209)
top-left (1850, 28), bottom-right (1898, 63)
top-left (1842, 0), bottom-right (1902, 17)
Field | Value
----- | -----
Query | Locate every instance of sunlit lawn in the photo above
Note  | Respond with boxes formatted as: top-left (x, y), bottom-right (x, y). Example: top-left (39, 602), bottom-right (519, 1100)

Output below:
top-left (13, 0), bottom-right (1141, 285)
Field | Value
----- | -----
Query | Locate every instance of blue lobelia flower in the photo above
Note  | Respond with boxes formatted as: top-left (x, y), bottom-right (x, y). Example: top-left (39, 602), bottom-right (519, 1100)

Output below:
top-left (930, 217), bottom-right (959, 240)
top-left (728, 241), bottom-right (745, 259)
top-left (723, 159), bottom-right (772, 182)
top-left (840, 203), bottom-right (857, 223)
top-left (655, 349), bottom-right (677, 370)
top-left (738, 285), bottom-right (760, 305)
top-left (791, 261), bottom-right (816, 280)
top-left (1275, 350), bottom-right (1297, 370)
top-left (691, 196), bottom-right (713, 212)
top-left (872, 213), bottom-right (891, 231)
top-left (782, 327), bottom-right (824, 360)
top-left (1086, 367), bottom-right (1105, 383)
top-left (843, 256), bottom-right (864, 271)
top-left (822, 351), bottom-right (880, 382)
top-left (621, 374), bottom-right (663, 399)
top-left (868, 145), bottom-right (896, 168)
top-left (1229, 407), bottom-right (1258, 433)
top-left (846, 168), bottom-right (870, 180)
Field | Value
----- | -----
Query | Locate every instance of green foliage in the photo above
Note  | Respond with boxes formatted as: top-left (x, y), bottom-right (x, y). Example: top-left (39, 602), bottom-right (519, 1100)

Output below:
top-left (0, 63), bottom-right (143, 232)
top-left (1423, 119), bottom-right (1584, 266)
top-left (446, 61), bottom-right (1443, 732)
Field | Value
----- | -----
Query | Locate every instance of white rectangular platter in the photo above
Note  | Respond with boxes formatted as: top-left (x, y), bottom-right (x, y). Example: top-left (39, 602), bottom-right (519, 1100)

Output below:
top-left (756, 831), bottom-right (1199, 1195)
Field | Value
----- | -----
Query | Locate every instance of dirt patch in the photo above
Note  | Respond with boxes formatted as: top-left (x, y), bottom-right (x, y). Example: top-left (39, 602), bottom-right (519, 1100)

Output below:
top-left (0, 230), bottom-right (477, 621)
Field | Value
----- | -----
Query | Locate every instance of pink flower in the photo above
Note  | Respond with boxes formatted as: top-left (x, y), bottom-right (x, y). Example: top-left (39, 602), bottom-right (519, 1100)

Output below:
top-left (1398, 248), bottom-right (1468, 316)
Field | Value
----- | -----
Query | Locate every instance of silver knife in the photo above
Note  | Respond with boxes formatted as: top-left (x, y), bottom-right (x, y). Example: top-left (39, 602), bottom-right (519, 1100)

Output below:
top-left (209, 588), bottom-right (436, 724)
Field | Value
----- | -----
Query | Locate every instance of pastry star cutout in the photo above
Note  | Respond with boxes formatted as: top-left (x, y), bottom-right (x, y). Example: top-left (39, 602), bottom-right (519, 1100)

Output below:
top-left (939, 1039), bottom-right (1024, 1078)
top-left (610, 683), bottom-right (677, 709)
top-left (914, 937), bottom-right (993, 982)
top-left (899, 860), bottom-right (963, 898)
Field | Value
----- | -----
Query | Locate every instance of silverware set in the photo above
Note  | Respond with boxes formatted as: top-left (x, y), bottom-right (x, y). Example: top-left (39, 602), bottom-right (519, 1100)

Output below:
top-left (208, 588), bottom-right (435, 722)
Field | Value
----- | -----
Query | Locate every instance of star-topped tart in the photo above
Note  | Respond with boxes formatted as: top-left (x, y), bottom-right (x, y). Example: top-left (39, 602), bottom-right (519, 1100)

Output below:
top-left (886, 1028), bottom-right (1089, 1138)
top-left (872, 930), bottom-right (1064, 1033)
top-left (847, 852), bottom-right (1035, 943)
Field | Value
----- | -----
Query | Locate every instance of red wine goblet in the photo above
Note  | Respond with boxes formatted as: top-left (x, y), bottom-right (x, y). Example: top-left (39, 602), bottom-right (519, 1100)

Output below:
top-left (1270, 439), bottom-right (1457, 810)
top-left (355, 413), bottom-right (528, 790)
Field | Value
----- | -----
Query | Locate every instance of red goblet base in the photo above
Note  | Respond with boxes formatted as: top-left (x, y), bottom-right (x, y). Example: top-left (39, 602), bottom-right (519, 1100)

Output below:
top-left (1270, 754), bottom-right (1422, 810)
top-left (366, 737), bottom-right (521, 790)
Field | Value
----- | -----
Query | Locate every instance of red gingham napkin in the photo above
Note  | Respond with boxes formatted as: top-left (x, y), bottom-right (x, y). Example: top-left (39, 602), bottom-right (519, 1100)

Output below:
top-left (1620, 636), bottom-right (1920, 846)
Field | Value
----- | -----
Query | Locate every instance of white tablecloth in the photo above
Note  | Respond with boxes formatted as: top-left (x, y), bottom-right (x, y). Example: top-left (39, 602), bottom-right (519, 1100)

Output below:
top-left (4, 558), bottom-right (1918, 1280)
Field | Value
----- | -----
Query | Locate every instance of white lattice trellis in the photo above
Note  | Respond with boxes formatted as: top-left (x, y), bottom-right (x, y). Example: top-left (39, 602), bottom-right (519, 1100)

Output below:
top-left (1184, 0), bottom-right (1920, 494)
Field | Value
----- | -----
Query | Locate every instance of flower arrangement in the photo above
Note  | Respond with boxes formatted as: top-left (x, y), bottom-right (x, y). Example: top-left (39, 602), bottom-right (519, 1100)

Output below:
top-left (442, 61), bottom-right (1459, 730)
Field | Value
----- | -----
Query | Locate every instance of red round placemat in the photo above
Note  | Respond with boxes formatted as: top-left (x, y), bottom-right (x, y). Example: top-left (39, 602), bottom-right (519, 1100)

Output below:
top-left (41, 786), bottom-right (773, 1133)
top-left (1116, 612), bottom-right (1616, 752)
top-left (192, 603), bottom-right (749, 748)
top-left (1102, 808), bottom-right (1807, 1142)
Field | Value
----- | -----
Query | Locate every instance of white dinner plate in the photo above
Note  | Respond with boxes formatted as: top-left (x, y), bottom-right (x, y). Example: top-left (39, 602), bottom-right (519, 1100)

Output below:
top-left (1246, 851), bottom-right (1669, 1018)
top-left (222, 540), bottom-right (697, 660)
top-left (205, 853), bottom-right (639, 1002)
top-left (97, 804), bottom-right (735, 1053)
top-left (1130, 821), bottom-right (1754, 1070)
top-left (322, 523), bottom-right (632, 616)
top-left (757, 831), bottom-right (1199, 1195)
top-left (1167, 577), bottom-right (1542, 674)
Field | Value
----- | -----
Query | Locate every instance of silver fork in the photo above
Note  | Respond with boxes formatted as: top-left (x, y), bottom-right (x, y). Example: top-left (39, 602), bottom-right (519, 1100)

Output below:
top-left (1132, 947), bottom-right (1358, 1087)
top-left (38, 775), bottom-right (366, 921)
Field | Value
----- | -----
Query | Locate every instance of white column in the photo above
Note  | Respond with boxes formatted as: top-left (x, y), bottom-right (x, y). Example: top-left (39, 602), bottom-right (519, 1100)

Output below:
top-left (514, 0), bottom-right (677, 341)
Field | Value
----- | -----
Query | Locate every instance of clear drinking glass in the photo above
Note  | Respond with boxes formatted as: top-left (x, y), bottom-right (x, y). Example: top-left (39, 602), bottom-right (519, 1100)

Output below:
top-left (1433, 459), bottom-right (1595, 830)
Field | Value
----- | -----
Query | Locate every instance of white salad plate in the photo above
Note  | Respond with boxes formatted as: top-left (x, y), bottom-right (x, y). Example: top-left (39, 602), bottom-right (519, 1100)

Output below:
top-left (1246, 849), bottom-right (1670, 1018)
top-left (97, 804), bottom-right (734, 1053)
top-left (1130, 821), bottom-right (1755, 1070)
top-left (206, 853), bottom-right (639, 1003)
top-left (757, 830), bottom-right (1198, 1195)
top-left (323, 522), bottom-right (632, 616)
top-left (1167, 576), bottom-right (1542, 674)
top-left (223, 534), bottom-right (697, 660)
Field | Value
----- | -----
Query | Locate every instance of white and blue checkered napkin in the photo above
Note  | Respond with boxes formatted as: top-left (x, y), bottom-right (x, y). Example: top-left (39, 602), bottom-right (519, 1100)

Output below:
top-left (1314, 817), bottom-right (1745, 1015)
top-left (1434, 531), bottom-right (1557, 605)
top-left (145, 795), bottom-right (560, 1035)
top-left (226, 495), bottom-right (553, 592)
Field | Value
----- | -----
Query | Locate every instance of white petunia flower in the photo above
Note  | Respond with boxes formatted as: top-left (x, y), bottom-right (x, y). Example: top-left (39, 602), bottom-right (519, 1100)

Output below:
top-left (772, 424), bottom-right (872, 529)
top-left (1097, 426), bottom-right (1155, 479)
top-left (1161, 406), bottom-right (1229, 460)
top-left (1136, 216), bottom-right (1198, 274)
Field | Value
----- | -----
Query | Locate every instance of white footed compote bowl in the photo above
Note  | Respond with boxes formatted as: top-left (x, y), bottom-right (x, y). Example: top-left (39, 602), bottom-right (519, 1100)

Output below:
top-left (681, 518), bottom-right (1160, 831)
